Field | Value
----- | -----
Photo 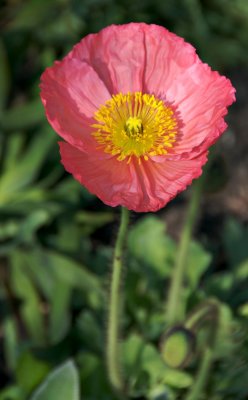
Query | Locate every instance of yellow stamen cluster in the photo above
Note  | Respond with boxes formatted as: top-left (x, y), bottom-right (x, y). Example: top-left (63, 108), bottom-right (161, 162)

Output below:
top-left (92, 92), bottom-right (179, 163)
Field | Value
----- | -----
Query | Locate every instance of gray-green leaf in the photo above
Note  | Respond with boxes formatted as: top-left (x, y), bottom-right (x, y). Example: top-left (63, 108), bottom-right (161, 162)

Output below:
top-left (30, 361), bottom-right (80, 400)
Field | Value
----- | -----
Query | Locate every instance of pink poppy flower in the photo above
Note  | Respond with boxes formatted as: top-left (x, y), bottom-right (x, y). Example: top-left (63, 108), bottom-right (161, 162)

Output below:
top-left (40, 23), bottom-right (235, 212)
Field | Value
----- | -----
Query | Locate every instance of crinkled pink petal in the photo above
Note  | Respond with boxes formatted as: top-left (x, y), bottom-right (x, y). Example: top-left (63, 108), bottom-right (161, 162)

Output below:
top-left (40, 58), bottom-right (111, 152)
top-left (59, 142), bottom-right (133, 207)
top-left (69, 23), bottom-right (235, 159)
top-left (41, 23), bottom-right (235, 212)
top-left (138, 24), bottom-right (235, 158)
top-left (70, 23), bottom-right (147, 94)
top-left (168, 66), bottom-right (235, 158)
top-left (142, 24), bottom-right (199, 95)
top-left (59, 142), bottom-right (208, 212)
top-left (126, 153), bottom-right (208, 211)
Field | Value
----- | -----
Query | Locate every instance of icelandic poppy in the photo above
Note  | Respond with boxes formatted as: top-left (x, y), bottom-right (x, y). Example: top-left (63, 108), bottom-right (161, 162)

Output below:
top-left (40, 23), bottom-right (235, 212)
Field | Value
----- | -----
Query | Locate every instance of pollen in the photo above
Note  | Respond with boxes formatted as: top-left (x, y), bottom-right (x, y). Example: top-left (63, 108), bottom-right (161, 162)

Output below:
top-left (92, 92), bottom-right (180, 162)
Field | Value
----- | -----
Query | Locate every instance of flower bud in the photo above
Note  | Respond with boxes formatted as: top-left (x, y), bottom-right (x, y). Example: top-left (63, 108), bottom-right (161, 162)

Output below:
top-left (160, 326), bottom-right (196, 368)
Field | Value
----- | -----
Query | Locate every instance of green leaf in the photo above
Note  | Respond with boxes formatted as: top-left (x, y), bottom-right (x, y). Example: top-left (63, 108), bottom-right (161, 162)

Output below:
top-left (49, 281), bottom-right (71, 344)
top-left (205, 272), bottom-right (233, 303)
top-left (163, 369), bottom-right (193, 389)
top-left (25, 248), bottom-right (103, 309)
top-left (2, 133), bottom-right (25, 172)
top-left (16, 352), bottom-right (50, 395)
top-left (38, 249), bottom-right (101, 294)
top-left (186, 241), bottom-right (212, 289)
top-left (236, 259), bottom-right (248, 280)
top-left (124, 335), bottom-right (169, 395)
top-left (17, 210), bottom-right (52, 244)
top-left (0, 126), bottom-right (55, 204)
top-left (76, 211), bottom-right (115, 235)
top-left (7, 0), bottom-right (57, 31)
top-left (128, 216), bottom-right (176, 277)
top-left (76, 351), bottom-right (116, 400)
top-left (140, 343), bottom-right (168, 388)
top-left (77, 352), bottom-right (99, 382)
top-left (124, 333), bottom-right (146, 376)
top-left (19, 249), bottom-right (56, 299)
top-left (1, 99), bottom-right (45, 131)
top-left (53, 220), bottom-right (85, 253)
top-left (223, 218), bottom-right (248, 268)
top-left (125, 340), bottom-right (194, 390)
top-left (13, 247), bottom-right (103, 342)
top-left (238, 302), bottom-right (248, 317)
top-left (148, 385), bottom-right (174, 400)
top-left (30, 360), bottom-right (80, 400)
top-left (3, 318), bottom-right (19, 371)
top-left (38, 11), bottom-right (83, 44)
top-left (0, 219), bottom-right (19, 241)
top-left (0, 386), bottom-right (25, 400)
top-left (10, 251), bottom-right (46, 345)
top-left (76, 311), bottom-right (102, 352)
top-left (9, 249), bottom-right (72, 344)
top-left (214, 303), bottom-right (236, 359)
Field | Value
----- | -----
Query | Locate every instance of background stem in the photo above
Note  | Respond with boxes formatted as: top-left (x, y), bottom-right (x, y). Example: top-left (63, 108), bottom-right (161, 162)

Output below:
top-left (106, 207), bottom-right (129, 395)
top-left (185, 347), bottom-right (213, 400)
top-left (166, 178), bottom-right (204, 325)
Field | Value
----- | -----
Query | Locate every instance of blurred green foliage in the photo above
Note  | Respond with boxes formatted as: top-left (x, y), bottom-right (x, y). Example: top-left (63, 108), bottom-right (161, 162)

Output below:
top-left (0, 0), bottom-right (248, 399)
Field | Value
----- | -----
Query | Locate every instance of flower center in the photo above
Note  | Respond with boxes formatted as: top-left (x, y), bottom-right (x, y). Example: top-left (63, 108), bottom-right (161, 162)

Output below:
top-left (124, 117), bottom-right (143, 137)
top-left (92, 92), bottom-right (180, 163)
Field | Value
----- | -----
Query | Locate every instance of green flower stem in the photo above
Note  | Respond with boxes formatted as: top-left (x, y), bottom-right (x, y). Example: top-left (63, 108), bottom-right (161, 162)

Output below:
top-left (185, 347), bottom-right (213, 400)
top-left (185, 300), bottom-right (220, 400)
top-left (185, 299), bottom-right (219, 332)
top-left (166, 178), bottom-right (204, 325)
top-left (106, 207), bottom-right (129, 395)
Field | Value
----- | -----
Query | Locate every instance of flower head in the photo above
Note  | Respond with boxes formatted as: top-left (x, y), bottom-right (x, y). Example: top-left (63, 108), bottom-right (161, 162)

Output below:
top-left (40, 23), bottom-right (235, 212)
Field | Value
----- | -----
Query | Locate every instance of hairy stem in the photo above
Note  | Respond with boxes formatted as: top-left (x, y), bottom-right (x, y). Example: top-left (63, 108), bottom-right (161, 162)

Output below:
top-left (185, 347), bottom-right (213, 400)
top-left (185, 300), bottom-right (220, 400)
top-left (106, 207), bottom-right (129, 395)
